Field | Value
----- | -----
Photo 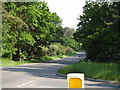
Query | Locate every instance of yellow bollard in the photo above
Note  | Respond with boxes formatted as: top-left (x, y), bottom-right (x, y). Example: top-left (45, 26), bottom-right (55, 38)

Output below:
top-left (67, 73), bottom-right (84, 88)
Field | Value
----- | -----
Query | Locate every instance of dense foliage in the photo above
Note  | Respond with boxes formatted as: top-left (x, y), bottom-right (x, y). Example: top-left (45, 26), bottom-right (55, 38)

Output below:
top-left (63, 27), bottom-right (75, 38)
top-left (74, 1), bottom-right (120, 62)
top-left (2, 1), bottom-right (79, 62)
top-left (59, 37), bottom-right (80, 51)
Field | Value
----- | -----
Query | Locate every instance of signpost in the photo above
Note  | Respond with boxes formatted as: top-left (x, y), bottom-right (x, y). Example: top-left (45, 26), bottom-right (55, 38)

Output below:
top-left (67, 73), bottom-right (84, 88)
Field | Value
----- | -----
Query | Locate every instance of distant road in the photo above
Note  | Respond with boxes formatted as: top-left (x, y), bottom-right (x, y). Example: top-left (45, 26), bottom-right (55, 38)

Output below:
top-left (1, 52), bottom-right (119, 88)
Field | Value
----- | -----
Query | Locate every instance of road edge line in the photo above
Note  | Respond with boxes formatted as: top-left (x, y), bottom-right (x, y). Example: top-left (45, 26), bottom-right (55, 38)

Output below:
top-left (56, 73), bottom-right (120, 85)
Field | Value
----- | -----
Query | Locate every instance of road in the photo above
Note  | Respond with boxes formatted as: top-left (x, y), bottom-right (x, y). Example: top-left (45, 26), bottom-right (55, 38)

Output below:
top-left (1, 52), bottom-right (119, 88)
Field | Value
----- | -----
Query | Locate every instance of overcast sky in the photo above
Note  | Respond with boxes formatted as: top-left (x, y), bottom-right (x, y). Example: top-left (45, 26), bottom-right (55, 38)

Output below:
top-left (45, 0), bottom-right (85, 29)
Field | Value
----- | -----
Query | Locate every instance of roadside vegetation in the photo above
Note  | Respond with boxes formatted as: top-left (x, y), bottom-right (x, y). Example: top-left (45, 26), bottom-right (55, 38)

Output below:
top-left (58, 61), bottom-right (119, 81)
top-left (1, 1), bottom-right (80, 66)
top-left (58, 1), bottom-right (120, 81)
top-left (1, 52), bottom-right (76, 66)
top-left (1, 58), bottom-right (29, 66)
top-left (1, 0), bottom-right (119, 82)
top-left (74, 1), bottom-right (120, 63)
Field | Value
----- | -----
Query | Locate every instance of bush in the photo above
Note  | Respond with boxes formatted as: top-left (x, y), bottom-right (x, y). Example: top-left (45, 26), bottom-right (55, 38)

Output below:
top-left (65, 47), bottom-right (74, 54)
top-left (47, 43), bottom-right (75, 56)
top-left (53, 43), bottom-right (67, 54)
top-left (59, 37), bottom-right (80, 51)
top-left (47, 45), bottom-right (58, 56)
top-left (41, 46), bottom-right (48, 56)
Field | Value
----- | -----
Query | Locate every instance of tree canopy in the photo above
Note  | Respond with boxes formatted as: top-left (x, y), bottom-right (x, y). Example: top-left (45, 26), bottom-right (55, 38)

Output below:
top-left (74, 1), bottom-right (120, 62)
top-left (2, 1), bottom-right (63, 61)
top-left (2, 1), bottom-right (80, 62)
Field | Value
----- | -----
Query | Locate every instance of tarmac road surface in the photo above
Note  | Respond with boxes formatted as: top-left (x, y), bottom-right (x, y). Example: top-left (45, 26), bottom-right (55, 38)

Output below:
top-left (1, 52), bottom-right (119, 88)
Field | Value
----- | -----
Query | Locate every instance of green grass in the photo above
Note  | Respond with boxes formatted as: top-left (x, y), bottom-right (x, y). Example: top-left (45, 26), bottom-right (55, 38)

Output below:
top-left (1, 58), bottom-right (30, 66)
top-left (1, 52), bottom-right (77, 66)
top-left (40, 56), bottom-right (62, 62)
top-left (40, 53), bottom-right (77, 62)
top-left (58, 62), bottom-right (119, 81)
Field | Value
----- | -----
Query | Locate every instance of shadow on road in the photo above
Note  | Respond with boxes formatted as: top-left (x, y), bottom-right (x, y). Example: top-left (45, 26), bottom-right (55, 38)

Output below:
top-left (47, 53), bottom-right (86, 64)
top-left (2, 53), bottom-right (86, 80)
top-left (2, 52), bottom-right (119, 88)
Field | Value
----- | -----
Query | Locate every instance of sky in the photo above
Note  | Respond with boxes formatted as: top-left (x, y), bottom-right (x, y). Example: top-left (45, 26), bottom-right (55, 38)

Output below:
top-left (45, 0), bottom-right (85, 29)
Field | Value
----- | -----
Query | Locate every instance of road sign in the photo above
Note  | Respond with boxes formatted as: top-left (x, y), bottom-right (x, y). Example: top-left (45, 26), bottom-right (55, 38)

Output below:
top-left (67, 73), bottom-right (84, 88)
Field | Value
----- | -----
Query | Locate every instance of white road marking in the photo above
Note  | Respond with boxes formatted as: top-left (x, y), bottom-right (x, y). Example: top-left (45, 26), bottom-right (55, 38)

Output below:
top-left (17, 80), bottom-right (36, 87)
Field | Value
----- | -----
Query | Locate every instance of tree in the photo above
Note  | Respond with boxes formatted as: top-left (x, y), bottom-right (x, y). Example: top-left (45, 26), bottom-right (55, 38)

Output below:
top-left (74, 1), bottom-right (120, 62)
top-left (2, 6), bottom-right (35, 61)
top-left (2, 1), bottom-right (63, 61)
top-left (63, 27), bottom-right (75, 38)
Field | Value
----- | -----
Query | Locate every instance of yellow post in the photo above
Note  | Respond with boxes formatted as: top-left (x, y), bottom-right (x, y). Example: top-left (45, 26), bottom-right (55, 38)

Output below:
top-left (67, 73), bottom-right (84, 88)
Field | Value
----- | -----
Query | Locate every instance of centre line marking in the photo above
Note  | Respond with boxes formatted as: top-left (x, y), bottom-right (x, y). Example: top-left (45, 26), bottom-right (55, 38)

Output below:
top-left (17, 80), bottom-right (36, 87)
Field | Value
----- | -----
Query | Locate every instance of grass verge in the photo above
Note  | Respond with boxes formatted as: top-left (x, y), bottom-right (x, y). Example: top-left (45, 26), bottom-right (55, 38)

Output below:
top-left (57, 62), bottom-right (119, 81)
top-left (1, 58), bottom-right (30, 66)
top-left (1, 52), bottom-right (77, 66)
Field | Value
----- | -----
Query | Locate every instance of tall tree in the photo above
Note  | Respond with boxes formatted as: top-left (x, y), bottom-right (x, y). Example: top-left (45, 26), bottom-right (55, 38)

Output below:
top-left (63, 27), bottom-right (75, 38)
top-left (74, 1), bottom-right (120, 62)
top-left (2, 1), bottom-right (63, 61)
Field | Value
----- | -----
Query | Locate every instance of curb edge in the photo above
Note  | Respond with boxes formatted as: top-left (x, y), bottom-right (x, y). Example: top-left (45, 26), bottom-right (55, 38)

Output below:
top-left (56, 73), bottom-right (120, 85)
